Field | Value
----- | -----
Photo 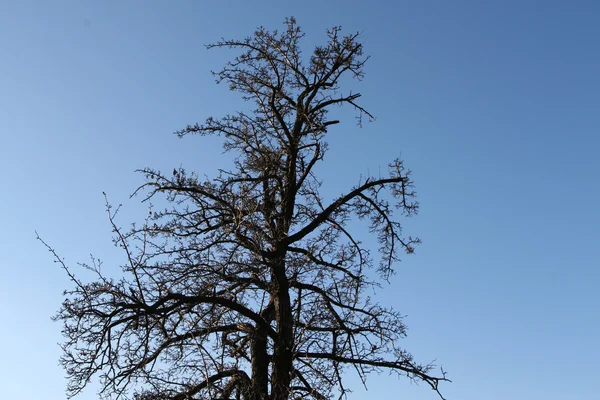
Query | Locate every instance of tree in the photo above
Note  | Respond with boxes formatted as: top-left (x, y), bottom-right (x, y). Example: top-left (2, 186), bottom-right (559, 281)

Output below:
top-left (43, 18), bottom-right (449, 400)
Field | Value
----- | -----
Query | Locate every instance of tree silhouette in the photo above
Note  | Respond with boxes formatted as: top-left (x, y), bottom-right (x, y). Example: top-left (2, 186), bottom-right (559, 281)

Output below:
top-left (43, 18), bottom-right (449, 400)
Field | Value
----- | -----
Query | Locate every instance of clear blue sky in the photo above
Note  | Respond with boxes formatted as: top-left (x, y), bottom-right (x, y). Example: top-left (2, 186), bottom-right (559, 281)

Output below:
top-left (2, 1), bottom-right (599, 399)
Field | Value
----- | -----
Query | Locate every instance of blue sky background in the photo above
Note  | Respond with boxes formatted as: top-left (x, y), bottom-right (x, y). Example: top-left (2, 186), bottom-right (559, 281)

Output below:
top-left (1, 1), bottom-right (599, 399)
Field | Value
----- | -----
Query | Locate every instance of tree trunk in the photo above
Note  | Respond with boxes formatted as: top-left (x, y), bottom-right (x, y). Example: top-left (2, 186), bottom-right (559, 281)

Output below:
top-left (270, 258), bottom-right (293, 400)
top-left (249, 300), bottom-right (273, 400)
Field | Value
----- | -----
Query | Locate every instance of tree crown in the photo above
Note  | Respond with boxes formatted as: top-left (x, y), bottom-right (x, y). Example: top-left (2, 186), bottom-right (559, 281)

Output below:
top-left (44, 17), bottom-right (448, 400)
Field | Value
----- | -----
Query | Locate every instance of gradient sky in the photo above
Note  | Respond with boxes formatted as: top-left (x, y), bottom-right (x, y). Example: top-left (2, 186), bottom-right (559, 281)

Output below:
top-left (2, 1), bottom-right (599, 399)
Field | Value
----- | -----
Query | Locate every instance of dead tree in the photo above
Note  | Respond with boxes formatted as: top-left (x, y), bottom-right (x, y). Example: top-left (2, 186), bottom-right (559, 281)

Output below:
top-left (44, 17), bottom-right (449, 400)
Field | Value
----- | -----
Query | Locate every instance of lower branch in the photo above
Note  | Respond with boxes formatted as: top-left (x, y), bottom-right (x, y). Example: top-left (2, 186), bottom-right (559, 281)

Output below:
top-left (294, 352), bottom-right (450, 399)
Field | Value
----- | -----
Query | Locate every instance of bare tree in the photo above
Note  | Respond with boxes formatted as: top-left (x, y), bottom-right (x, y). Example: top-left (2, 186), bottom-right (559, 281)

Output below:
top-left (43, 18), bottom-right (449, 400)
